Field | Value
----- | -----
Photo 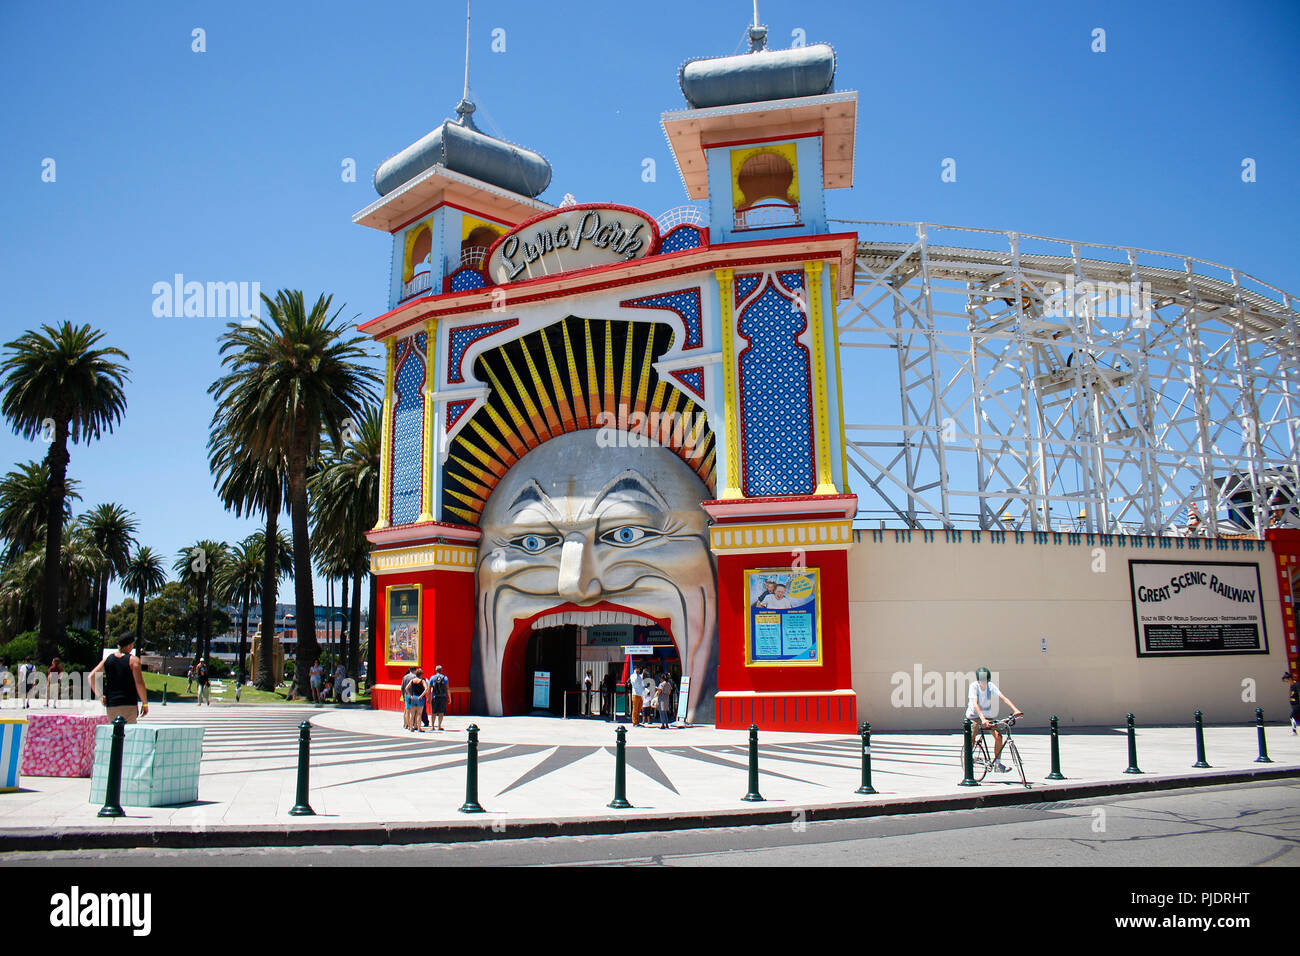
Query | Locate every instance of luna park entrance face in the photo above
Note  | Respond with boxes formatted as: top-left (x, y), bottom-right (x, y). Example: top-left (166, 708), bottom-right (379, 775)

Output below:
top-left (521, 621), bottom-right (680, 716)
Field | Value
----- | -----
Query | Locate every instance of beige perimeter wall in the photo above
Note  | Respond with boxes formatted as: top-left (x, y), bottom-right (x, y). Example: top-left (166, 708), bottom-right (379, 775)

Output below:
top-left (848, 532), bottom-right (1287, 730)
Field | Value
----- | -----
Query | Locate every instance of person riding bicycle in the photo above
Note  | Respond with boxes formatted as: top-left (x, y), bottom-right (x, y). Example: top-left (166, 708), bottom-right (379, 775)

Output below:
top-left (966, 666), bottom-right (1022, 773)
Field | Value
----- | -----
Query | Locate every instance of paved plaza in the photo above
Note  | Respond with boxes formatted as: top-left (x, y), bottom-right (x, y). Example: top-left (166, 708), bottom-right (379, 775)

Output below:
top-left (2, 699), bottom-right (1297, 848)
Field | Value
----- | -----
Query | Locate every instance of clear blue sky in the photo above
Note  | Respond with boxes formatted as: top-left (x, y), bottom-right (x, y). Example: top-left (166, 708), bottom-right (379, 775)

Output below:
top-left (1, 0), bottom-right (1296, 606)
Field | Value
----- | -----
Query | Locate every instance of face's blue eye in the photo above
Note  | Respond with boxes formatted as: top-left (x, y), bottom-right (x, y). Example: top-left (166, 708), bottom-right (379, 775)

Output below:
top-left (600, 526), bottom-right (661, 547)
top-left (509, 533), bottom-right (559, 554)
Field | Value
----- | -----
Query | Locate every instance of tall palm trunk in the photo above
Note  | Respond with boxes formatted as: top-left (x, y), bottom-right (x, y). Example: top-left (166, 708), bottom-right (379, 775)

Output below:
top-left (349, 568), bottom-right (362, 681)
top-left (289, 423), bottom-right (318, 700)
top-left (339, 574), bottom-right (348, 675)
top-left (256, 490), bottom-right (280, 692)
top-left (237, 591), bottom-right (249, 686)
top-left (38, 420), bottom-right (70, 664)
top-left (98, 574), bottom-right (109, 637)
top-left (135, 587), bottom-right (146, 646)
top-left (198, 574), bottom-right (210, 660)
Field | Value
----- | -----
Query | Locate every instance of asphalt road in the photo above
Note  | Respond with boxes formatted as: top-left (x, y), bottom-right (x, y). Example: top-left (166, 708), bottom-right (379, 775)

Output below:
top-left (3, 779), bottom-right (1297, 867)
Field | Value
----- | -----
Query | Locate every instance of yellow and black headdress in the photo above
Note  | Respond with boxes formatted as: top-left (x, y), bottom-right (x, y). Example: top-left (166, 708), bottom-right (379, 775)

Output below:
top-left (442, 317), bottom-right (716, 524)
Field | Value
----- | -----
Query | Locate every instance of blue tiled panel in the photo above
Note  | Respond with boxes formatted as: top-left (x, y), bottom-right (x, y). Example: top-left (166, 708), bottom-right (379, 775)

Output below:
top-left (449, 268), bottom-right (487, 292)
top-left (390, 333), bottom-right (426, 524)
top-left (737, 276), bottom-right (814, 497)
top-left (620, 288), bottom-right (703, 349)
top-left (659, 225), bottom-right (704, 253)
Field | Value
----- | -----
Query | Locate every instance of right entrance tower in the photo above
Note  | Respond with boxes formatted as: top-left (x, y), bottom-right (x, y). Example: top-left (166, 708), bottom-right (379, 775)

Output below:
top-left (662, 23), bottom-right (862, 732)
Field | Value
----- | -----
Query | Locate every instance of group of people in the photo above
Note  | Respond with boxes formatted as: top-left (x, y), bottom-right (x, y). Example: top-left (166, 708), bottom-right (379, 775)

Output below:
top-left (308, 660), bottom-right (351, 703)
top-left (629, 666), bottom-right (675, 729)
top-left (400, 664), bottom-right (450, 731)
top-left (10, 657), bottom-right (63, 707)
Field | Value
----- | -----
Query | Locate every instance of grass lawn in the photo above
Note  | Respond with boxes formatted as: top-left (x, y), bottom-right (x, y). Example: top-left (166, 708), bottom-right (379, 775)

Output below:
top-left (142, 671), bottom-right (370, 706)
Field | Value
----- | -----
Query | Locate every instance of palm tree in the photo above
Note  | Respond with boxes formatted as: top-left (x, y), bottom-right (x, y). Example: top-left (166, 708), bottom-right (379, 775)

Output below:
top-left (215, 531), bottom-right (291, 686)
top-left (208, 412), bottom-right (293, 691)
top-left (81, 503), bottom-right (138, 636)
top-left (2, 522), bottom-right (101, 644)
top-left (0, 323), bottom-right (129, 662)
top-left (0, 461), bottom-right (80, 564)
top-left (121, 546), bottom-right (167, 647)
top-left (209, 291), bottom-right (380, 698)
top-left (173, 540), bottom-right (228, 661)
top-left (310, 405), bottom-right (381, 683)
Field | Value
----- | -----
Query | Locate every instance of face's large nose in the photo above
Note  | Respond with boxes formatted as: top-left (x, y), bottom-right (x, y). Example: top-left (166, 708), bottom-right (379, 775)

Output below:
top-left (557, 534), bottom-right (601, 603)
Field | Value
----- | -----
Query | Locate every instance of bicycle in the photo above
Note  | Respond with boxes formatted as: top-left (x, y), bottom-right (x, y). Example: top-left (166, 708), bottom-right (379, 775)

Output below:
top-left (959, 714), bottom-right (1028, 787)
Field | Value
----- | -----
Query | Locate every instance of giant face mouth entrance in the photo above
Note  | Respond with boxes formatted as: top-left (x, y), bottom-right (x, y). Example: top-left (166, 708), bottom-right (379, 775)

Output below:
top-left (499, 603), bottom-right (682, 716)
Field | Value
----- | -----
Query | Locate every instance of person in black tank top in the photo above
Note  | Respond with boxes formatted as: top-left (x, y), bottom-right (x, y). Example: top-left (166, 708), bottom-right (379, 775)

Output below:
top-left (89, 633), bottom-right (149, 724)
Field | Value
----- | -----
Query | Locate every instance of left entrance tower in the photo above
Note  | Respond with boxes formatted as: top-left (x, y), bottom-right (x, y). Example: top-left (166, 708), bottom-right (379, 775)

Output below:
top-left (357, 92), bottom-right (553, 713)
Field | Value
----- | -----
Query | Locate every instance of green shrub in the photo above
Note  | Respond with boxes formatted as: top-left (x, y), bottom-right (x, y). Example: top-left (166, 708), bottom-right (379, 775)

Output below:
top-left (0, 632), bottom-right (38, 666)
top-left (205, 658), bottom-right (231, 679)
top-left (62, 628), bottom-right (104, 670)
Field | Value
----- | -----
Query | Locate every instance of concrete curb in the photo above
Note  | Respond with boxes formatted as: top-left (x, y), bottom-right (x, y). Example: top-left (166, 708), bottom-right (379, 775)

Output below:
top-left (3, 764), bottom-right (1298, 852)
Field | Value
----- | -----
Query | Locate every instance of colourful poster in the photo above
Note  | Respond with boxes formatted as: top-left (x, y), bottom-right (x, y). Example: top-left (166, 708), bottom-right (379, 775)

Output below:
top-left (532, 671), bottom-right (551, 709)
top-left (745, 569), bottom-right (821, 665)
top-left (385, 585), bottom-right (421, 666)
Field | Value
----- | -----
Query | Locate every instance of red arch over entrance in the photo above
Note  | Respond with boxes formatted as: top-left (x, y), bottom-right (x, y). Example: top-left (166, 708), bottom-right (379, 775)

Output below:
top-left (498, 600), bottom-right (679, 715)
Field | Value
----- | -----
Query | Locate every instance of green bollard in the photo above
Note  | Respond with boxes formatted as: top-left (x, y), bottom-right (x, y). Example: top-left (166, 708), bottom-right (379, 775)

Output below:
top-left (959, 718), bottom-right (978, 786)
top-left (1046, 715), bottom-right (1065, 780)
top-left (97, 716), bottom-right (127, 818)
top-left (459, 723), bottom-right (485, 813)
top-left (1192, 710), bottom-right (1211, 768)
top-left (855, 722), bottom-right (877, 795)
top-left (742, 724), bottom-right (764, 802)
top-left (1124, 713), bottom-right (1142, 774)
top-left (289, 720), bottom-right (315, 815)
top-left (1254, 708), bottom-right (1273, 763)
top-left (608, 726), bottom-right (632, 808)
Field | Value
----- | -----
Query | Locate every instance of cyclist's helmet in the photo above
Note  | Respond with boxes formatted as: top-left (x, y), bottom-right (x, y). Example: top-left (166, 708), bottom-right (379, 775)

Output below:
top-left (975, 666), bottom-right (991, 682)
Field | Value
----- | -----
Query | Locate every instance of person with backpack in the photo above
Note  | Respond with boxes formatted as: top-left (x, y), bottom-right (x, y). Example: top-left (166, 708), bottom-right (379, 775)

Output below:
top-left (17, 659), bottom-right (35, 709)
top-left (429, 665), bottom-right (450, 730)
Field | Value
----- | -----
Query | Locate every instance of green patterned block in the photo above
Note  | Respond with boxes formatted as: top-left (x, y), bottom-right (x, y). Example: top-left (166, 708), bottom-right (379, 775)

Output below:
top-left (89, 724), bottom-right (205, 807)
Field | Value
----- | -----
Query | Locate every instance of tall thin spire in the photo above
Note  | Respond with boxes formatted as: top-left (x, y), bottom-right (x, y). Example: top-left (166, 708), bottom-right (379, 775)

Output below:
top-left (456, 0), bottom-right (477, 128)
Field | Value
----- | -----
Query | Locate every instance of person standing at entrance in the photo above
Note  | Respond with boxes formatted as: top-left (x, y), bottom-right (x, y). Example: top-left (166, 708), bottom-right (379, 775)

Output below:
top-left (46, 657), bottom-right (63, 706)
top-left (583, 670), bottom-right (594, 717)
top-left (404, 669), bottom-right (428, 732)
top-left (657, 674), bottom-right (674, 729)
top-left (17, 659), bottom-right (35, 708)
top-left (630, 666), bottom-right (645, 727)
top-left (89, 634), bottom-right (149, 724)
top-left (195, 659), bottom-right (211, 705)
top-left (430, 665), bottom-right (450, 731)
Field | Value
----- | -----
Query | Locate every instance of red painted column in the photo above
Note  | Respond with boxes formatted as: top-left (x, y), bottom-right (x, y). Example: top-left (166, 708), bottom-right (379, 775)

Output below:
top-left (705, 496), bottom-right (858, 734)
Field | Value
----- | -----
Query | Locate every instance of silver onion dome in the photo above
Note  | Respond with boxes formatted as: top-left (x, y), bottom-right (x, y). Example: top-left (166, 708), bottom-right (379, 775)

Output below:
top-left (373, 99), bottom-right (552, 198)
top-left (679, 42), bottom-right (836, 110)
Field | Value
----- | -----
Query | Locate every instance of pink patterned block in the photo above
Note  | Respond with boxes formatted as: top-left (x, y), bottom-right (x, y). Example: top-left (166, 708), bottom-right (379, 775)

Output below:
top-left (20, 712), bottom-right (111, 777)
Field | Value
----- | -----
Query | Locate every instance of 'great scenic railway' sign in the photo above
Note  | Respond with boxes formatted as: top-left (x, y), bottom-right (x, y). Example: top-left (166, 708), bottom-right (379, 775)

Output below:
top-left (485, 203), bottom-right (659, 284)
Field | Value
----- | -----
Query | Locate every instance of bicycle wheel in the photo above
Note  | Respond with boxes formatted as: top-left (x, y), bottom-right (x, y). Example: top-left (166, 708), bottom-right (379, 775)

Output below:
top-left (972, 738), bottom-right (987, 780)
top-left (1007, 740), bottom-right (1027, 788)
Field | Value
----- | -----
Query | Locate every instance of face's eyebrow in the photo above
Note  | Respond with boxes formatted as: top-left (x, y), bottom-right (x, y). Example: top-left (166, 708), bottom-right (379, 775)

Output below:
top-left (588, 470), bottom-right (671, 520)
top-left (505, 480), bottom-right (560, 522)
